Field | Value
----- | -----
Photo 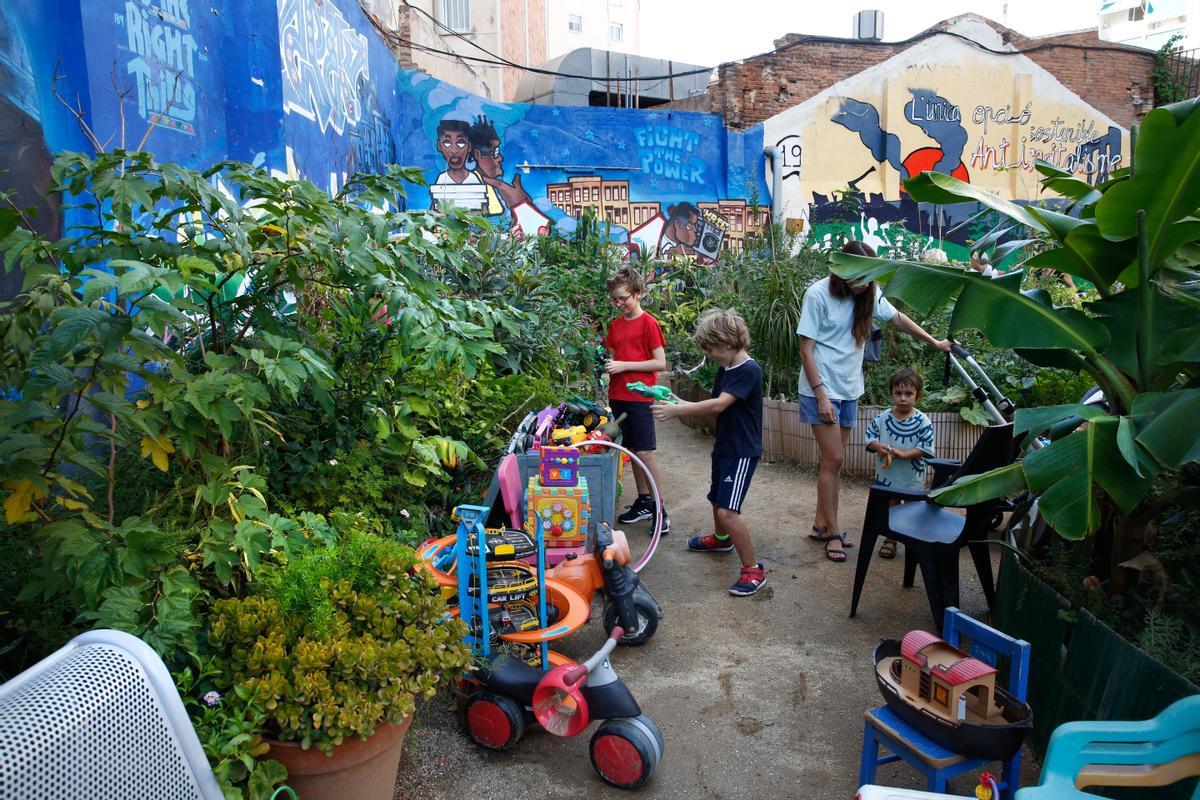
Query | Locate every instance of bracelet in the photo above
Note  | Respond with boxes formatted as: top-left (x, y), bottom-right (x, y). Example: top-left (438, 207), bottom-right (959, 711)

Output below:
top-left (812, 382), bottom-right (824, 391)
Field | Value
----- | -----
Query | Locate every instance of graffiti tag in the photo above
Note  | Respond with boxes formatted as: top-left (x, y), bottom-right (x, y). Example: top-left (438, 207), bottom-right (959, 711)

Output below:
top-left (972, 102), bottom-right (1032, 134)
top-left (775, 134), bottom-right (802, 180)
top-left (278, 0), bottom-right (369, 135)
top-left (121, 0), bottom-right (199, 135)
top-left (634, 125), bottom-right (706, 184)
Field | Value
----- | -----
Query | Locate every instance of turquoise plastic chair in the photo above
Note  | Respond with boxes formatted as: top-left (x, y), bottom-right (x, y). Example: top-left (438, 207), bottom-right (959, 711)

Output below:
top-left (1016, 695), bottom-right (1200, 799)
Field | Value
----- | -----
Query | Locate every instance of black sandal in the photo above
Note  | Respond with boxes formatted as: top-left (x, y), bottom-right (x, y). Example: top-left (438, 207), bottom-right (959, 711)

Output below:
top-left (825, 537), bottom-right (848, 562)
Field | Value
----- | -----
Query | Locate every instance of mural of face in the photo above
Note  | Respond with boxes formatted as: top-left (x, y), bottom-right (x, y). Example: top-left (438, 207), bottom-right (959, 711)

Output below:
top-left (474, 138), bottom-right (502, 179)
top-left (664, 204), bottom-right (699, 247)
top-left (436, 120), bottom-right (471, 175)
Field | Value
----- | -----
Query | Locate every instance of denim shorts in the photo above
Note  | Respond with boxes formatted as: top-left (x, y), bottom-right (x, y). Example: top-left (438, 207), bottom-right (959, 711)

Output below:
top-left (798, 394), bottom-right (858, 428)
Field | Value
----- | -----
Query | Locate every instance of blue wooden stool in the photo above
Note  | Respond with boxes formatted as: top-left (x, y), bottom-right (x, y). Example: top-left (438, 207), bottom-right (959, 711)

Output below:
top-left (858, 607), bottom-right (1030, 800)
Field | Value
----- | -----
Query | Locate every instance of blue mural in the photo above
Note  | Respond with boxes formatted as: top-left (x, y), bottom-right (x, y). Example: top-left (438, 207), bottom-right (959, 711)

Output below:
top-left (0, 0), bottom-right (770, 294)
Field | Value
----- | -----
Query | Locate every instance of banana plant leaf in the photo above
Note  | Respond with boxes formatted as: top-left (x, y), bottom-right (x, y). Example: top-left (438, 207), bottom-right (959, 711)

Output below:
top-left (1022, 218), bottom-right (1135, 290)
top-left (830, 253), bottom-right (1111, 355)
top-left (929, 462), bottom-right (1028, 506)
top-left (1014, 402), bottom-right (1109, 447)
top-left (1161, 325), bottom-right (1200, 362)
top-left (1088, 290), bottom-right (1200, 384)
top-left (1033, 159), bottom-right (1104, 206)
top-left (905, 171), bottom-right (1048, 232)
top-left (1095, 104), bottom-right (1200, 268)
top-left (1021, 417), bottom-right (1151, 538)
top-left (1131, 388), bottom-right (1200, 468)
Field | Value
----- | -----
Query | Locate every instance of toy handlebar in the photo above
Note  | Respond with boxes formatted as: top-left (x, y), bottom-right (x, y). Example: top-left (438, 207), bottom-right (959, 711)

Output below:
top-left (627, 381), bottom-right (677, 403)
top-left (564, 627), bottom-right (625, 686)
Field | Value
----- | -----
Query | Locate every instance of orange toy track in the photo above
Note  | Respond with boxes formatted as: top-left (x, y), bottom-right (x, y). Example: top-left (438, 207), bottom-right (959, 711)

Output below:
top-left (420, 532), bottom-right (591, 644)
top-left (444, 577), bottom-right (589, 643)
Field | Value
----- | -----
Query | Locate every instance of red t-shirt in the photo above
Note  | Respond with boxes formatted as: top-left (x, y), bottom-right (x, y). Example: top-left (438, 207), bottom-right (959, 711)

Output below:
top-left (604, 312), bottom-right (666, 403)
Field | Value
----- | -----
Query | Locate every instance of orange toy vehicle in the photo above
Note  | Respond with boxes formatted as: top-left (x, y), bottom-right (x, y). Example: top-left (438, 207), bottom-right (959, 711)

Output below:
top-left (548, 521), bottom-right (662, 646)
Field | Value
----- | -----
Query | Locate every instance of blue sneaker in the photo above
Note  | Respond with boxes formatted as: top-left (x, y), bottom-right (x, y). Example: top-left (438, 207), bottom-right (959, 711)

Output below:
top-left (729, 563), bottom-right (766, 596)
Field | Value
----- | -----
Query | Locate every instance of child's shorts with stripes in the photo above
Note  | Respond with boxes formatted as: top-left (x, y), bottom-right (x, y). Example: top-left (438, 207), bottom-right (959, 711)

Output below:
top-left (706, 454), bottom-right (759, 513)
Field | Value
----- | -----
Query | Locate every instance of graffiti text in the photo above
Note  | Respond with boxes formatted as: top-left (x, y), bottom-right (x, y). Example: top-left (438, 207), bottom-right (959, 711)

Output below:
top-left (634, 125), bottom-right (706, 184)
top-left (122, 0), bottom-right (199, 134)
top-left (278, 0), bottom-right (369, 135)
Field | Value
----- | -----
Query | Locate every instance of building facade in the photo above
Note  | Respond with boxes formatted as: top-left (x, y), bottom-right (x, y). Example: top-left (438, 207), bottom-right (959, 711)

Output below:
top-left (361, 0), bottom-right (547, 102)
top-left (1098, 0), bottom-right (1197, 51)
top-left (546, 0), bottom-right (641, 60)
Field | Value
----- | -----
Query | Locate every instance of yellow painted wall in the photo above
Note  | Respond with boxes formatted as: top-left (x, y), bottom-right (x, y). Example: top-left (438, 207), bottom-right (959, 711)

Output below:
top-left (763, 35), bottom-right (1129, 242)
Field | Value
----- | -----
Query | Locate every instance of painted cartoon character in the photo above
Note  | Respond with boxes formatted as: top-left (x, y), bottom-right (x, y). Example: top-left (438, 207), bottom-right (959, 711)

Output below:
top-left (466, 115), bottom-right (550, 236)
top-left (430, 119), bottom-right (489, 211)
top-left (629, 202), bottom-right (720, 266)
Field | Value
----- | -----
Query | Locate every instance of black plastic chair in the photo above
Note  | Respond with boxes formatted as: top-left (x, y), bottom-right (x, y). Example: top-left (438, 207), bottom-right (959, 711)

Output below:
top-left (849, 423), bottom-right (1016, 633)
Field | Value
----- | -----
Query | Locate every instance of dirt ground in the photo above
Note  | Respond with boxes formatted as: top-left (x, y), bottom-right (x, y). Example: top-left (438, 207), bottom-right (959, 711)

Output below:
top-left (393, 419), bottom-right (1031, 800)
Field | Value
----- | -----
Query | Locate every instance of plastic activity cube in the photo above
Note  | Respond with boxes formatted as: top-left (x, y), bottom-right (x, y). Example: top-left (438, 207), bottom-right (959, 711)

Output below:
top-left (526, 476), bottom-right (590, 547)
top-left (539, 446), bottom-right (581, 487)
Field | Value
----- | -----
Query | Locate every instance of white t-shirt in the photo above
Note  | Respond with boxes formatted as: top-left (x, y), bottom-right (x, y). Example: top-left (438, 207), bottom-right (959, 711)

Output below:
top-left (796, 276), bottom-right (897, 401)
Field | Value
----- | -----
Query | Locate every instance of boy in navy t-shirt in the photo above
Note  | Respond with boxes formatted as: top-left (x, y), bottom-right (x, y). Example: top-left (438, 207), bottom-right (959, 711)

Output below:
top-left (652, 309), bottom-right (766, 597)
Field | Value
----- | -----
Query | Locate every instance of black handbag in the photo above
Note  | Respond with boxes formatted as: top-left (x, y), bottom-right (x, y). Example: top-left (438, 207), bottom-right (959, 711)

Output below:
top-left (863, 326), bottom-right (884, 363)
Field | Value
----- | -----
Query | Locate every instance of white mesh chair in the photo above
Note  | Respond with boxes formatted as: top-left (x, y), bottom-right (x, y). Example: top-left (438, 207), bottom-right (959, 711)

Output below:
top-left (0, 629), bottom-right (223, 799)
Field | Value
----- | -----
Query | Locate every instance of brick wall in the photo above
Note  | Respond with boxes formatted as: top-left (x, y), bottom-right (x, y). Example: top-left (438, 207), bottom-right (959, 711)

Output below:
top-left (673, 17), bottom-right (1154, 130)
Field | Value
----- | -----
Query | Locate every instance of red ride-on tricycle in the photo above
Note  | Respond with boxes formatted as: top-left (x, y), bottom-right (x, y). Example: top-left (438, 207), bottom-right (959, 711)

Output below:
top-left (460, 626), bottom-right (664, 789)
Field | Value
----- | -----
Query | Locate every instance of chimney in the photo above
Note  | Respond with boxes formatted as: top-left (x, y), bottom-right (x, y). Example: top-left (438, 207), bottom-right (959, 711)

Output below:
top-left (853, 10), bottom-right (884, 41)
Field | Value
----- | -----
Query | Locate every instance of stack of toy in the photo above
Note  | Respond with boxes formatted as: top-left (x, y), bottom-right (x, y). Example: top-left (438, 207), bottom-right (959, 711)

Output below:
top-left (526, 445), bottom-right (590, 562)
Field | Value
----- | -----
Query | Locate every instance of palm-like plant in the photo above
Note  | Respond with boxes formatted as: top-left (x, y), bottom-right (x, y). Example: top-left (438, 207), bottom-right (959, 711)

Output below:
top-left (830, 98), bottom-right (1200, 588)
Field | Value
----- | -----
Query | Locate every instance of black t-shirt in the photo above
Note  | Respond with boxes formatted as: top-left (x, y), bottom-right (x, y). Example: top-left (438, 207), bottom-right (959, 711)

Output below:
top-left (711, 358), bottom-right (763, 458)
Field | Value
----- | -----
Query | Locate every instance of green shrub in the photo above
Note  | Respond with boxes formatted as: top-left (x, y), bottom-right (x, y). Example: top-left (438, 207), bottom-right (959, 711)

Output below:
top-left (207, 531), bottom-right (471, 754)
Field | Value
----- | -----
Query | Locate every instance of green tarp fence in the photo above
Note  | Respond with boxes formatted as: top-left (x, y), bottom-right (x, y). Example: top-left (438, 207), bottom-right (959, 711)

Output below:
top-left (994, 552), bottom-right (1199, 799)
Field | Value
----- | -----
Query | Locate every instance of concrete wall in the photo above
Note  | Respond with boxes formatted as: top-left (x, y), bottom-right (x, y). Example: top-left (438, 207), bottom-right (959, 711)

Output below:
top-left (0, 0), bottom-right (769, 295)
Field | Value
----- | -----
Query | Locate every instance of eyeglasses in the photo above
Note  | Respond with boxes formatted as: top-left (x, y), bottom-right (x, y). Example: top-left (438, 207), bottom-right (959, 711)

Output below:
top-left (478, 147), bottom-right (501, 158)
top-left (610, 294), bottom-right (632, 305)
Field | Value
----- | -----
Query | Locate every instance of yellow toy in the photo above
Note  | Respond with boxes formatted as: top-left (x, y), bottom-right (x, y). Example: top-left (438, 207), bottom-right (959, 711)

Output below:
top-left (551, 425), bottom-right (588, 446)
top-left (525, 476), bottom-right (590, 547)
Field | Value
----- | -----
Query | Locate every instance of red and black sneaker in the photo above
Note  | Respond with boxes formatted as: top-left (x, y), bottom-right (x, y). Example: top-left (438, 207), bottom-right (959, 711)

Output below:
top-left (729, 563), bottom-right (766, 596)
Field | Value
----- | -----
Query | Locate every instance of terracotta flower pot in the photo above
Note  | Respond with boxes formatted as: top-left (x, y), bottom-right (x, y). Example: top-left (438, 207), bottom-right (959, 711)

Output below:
top-left (266, 715), bottom-right (413, 800)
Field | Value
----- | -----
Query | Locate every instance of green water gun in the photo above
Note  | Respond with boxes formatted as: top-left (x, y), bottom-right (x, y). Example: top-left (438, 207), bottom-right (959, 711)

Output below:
top-left (627, 381), bottom-right (677, 403)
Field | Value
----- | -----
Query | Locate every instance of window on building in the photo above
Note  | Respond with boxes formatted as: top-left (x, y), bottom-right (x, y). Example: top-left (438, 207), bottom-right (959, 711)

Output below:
top-left (604, 187), bottom-right (611, 200)
top-left (439, 0), bottom-right (470, 31)
top-left (1128, 5), bottom-right (1145, 21)
top-left (933, 683), bottom-right (950, 707)
top-left (568, 14), bottom-right (582, 32)
top-left (610, 23), bottom-right (623, 42)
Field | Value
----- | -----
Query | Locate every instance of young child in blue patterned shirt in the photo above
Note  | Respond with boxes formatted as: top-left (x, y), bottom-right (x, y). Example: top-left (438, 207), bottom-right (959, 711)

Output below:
top-left (865, 367), bottom-right (935, 559)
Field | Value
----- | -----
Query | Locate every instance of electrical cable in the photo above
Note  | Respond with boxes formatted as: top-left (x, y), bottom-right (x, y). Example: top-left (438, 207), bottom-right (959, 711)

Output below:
top-left (370, 7), bottom-right (1147, 86)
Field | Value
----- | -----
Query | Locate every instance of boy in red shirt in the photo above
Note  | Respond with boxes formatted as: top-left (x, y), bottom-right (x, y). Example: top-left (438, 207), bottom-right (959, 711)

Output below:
top-left (603, 267), bottom-right (670, 535)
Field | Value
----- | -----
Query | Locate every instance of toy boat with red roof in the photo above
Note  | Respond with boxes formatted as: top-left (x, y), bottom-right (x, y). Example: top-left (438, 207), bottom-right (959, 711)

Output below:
top-left (873, 631), bottom-right (1032, 761)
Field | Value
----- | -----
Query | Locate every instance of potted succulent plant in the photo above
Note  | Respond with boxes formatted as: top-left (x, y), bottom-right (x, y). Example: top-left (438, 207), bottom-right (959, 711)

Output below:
top-left (207, 529), bottom-right (471, 800)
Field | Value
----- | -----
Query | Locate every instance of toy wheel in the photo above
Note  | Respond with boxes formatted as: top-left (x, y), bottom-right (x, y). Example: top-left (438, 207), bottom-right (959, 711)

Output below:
top-left (989, 510), bottom-right (1005, 531)
top-left (589, 715), bottom-right (662, 789)
top-left (603, 595), bottom-right (659, 647)
top-left (463, 691), bottom-right (525, 750)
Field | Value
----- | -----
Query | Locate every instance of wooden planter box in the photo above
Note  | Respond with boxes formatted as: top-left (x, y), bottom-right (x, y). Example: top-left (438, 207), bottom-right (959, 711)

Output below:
top-left (668, 373), bottom-right (985, 478)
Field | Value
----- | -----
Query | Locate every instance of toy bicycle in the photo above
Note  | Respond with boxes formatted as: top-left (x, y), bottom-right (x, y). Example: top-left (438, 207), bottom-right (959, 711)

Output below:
top-left (461, 625), bottom-right (664, 789)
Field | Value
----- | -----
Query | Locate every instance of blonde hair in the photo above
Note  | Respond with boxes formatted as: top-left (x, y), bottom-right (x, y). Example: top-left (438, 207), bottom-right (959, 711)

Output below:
top-left (606, 266), bottom-right (646, 296)
top-left (693, 308), bottom-right (751, 352)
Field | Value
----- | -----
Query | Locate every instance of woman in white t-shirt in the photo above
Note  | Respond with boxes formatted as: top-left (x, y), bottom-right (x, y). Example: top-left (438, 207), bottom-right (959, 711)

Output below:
top-left (797, 241), bottom-right (952, 562)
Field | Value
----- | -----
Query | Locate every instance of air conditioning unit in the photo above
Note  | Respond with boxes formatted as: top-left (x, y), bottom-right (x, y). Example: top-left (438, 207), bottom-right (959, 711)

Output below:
top-left (854, 10), bottom-right (884, 41)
